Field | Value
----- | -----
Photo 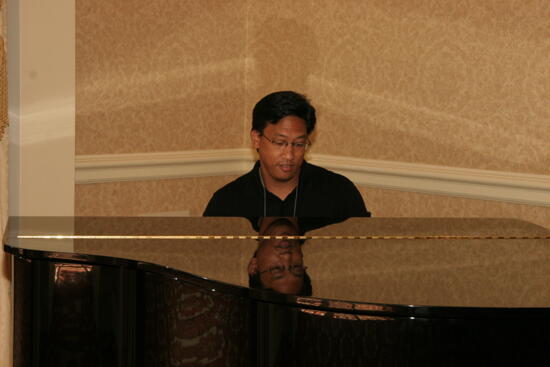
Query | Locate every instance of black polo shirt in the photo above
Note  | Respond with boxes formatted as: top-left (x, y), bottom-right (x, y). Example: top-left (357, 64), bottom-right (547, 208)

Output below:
top-left (203, 161), bottom-right (370, 219)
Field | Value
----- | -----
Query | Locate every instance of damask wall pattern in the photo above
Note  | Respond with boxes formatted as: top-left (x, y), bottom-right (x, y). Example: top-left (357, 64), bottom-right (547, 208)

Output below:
top-left (77, 0), bottom-right (550, 174)
top-left (76, 178), bottom-right (550, 229)
top-left (361, 187), bottom-right (550, 229)
top-left (76, 0), bottom-right (249, 154)
top-left (75, 175), bottom-right (240, 216)
top-left (245, 0), bottom-right (550, 175)
top-left (76, 1), bottom-right (549, 223)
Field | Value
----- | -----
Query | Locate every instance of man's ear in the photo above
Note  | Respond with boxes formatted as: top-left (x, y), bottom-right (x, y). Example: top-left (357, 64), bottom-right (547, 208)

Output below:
top-left (248, 257), bottom-right (258, 275)
top-left (251, 130), bottom-right (261, 151)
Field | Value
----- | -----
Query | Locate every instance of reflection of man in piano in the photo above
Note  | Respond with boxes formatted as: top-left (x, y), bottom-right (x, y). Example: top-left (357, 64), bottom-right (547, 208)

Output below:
top-left (203, 90), bottom-right (370, 218)
top-left (248, 217), bottom-right (312, 295)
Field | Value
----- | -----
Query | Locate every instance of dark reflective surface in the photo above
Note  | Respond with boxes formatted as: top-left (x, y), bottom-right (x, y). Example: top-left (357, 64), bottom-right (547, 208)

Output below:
top-left (13, 258), bottom-right (131, 366)
top-left (5, 216), bottom-right (550, 366)
top-left (140, 270), bottom-right (251, 366)
top-left (6, 216), bottom-right (550, 309)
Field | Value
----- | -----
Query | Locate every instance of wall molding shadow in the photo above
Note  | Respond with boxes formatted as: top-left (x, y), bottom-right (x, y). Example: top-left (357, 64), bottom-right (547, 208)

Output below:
top-left (75, 149), bottom-right (550, 207)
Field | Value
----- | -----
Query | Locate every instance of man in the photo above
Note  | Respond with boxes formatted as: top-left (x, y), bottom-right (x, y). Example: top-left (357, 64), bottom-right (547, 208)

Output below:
top-left (247, 217), bottom-right (312, 295)
top-left (203, 91), bottom-right (370, 218)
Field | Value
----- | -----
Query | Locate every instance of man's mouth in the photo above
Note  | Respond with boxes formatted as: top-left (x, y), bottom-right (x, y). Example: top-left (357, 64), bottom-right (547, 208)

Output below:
top-left (279, 164), bottom-right (295, 173)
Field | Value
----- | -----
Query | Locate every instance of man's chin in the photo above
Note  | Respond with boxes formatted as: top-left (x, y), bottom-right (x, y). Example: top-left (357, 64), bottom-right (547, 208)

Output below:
top-left (275, 166), bottom-right (299, 180)
top-left (273, 172), bottom-right (297, 182)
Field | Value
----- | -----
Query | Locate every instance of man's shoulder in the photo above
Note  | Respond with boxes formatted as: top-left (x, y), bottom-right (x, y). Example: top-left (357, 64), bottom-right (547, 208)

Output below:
top-left (211, 169), bottom-right (257, 198)
top-left (303, 161), bottom-right (354, 185)
top-left (302, 161), bottom-right (363, 197)
top-left (301, 161), bottom-right (370, 217)
top-left (203, 166), bottom-right (259, 216)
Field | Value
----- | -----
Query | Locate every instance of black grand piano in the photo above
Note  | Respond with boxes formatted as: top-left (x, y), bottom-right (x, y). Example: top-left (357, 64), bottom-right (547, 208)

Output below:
top-left (4, 216), bottom-right (550, 366)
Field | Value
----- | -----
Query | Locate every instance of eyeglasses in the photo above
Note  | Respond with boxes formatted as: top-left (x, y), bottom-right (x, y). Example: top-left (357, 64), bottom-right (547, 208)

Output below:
top-left (261, 134), bottom-right (310, 151)
top-left (259, 265), bottom-right (308, 278)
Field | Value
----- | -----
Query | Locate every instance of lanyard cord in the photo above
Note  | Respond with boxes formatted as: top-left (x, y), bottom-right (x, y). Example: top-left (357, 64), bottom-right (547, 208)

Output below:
top-left (259, 169), bottom-right (267, 217)
top-left (258, 168), bottom-right (299, 217)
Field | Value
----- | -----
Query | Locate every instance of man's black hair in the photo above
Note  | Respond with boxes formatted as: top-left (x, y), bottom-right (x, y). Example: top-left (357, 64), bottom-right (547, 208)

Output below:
top-left (248, 271), bottom-right (313, 296)
top-left (252, 91), bottom-right (316, 134)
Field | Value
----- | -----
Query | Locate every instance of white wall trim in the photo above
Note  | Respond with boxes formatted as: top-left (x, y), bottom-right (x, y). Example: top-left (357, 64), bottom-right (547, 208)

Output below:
top-left (75, 149), bottom-right (255, 184)
top-left (76, 149), bottom-right (550, 207)
top-left (308, 155), bottom-right (550, 207)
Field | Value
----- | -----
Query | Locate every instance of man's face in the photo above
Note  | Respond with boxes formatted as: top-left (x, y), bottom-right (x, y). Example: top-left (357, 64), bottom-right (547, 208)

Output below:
top-left (249, 218), bottom-right (305, 294)
top-left (251, 115), bottom-right (308, 184)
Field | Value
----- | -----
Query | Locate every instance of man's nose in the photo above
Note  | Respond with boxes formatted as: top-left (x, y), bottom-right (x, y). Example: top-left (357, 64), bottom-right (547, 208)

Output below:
top-left (282, 143), bottom-right (294, 159)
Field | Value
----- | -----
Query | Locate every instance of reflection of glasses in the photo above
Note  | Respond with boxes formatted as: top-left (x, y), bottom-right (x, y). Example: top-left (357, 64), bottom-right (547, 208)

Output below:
top-left (261, 134), bottom-right (310, 151)
top-left (259, 265), bottom-right (308, 278)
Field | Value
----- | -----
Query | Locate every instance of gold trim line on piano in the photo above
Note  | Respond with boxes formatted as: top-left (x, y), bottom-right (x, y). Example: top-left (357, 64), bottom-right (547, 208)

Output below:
top-left (16, 235), bottom-right (550, 240)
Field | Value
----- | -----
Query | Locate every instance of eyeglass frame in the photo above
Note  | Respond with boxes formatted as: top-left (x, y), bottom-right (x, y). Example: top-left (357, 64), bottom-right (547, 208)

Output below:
top-left (260, 133), bottom-right (311, 151)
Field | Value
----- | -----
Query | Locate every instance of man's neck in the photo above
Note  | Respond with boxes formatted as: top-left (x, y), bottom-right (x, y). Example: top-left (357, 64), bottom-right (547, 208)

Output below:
top-left (259, 167), bottom-right (299, 201)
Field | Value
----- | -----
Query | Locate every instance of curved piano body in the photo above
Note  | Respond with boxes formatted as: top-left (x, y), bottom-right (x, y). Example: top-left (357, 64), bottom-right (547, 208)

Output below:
top-left (5, 216), bottom-right (550, 366)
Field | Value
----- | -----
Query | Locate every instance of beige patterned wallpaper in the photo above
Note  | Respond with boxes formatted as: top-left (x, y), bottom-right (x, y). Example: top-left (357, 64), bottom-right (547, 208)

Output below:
top-left (76, 1), bottom-right (550, 223)
top-left (77, 0), bottom-right (550, 174)
top-left (245, 0), bottom-right (550, 175)
top-left (76, 177), bottom-right (550, 229)
top-left (75, 175), bottom-right (239, 216)
top-left (76, 0), bottom-right (248, 154)
top-left (361, 187), bottom-right (550, 229)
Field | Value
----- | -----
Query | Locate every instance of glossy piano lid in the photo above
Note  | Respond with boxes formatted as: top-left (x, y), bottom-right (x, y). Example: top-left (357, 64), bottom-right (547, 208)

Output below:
top-left (4, 216), bottom-right (550, 313)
